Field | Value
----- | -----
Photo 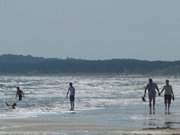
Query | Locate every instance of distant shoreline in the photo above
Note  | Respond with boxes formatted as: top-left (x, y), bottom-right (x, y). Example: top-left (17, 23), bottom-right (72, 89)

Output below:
top-left (0, 54), bottom-right (180, 75)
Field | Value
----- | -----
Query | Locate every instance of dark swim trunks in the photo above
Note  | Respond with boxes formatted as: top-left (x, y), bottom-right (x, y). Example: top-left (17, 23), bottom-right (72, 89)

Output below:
top-left (70, 95), bottom-right (75, 102)
top-left (19, 95), bottom-right (22, 101)
top-left (164, 95), bottom-right (172, 103)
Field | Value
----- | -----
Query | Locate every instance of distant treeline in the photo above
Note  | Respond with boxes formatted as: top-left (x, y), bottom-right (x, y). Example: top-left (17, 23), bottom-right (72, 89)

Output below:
top-left (0, 54), bottom-right (179, 75)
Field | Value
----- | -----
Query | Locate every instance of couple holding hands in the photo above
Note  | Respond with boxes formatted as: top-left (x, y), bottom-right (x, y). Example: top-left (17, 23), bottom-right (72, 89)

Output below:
top-left (143, 79), bottom-right (174, 114)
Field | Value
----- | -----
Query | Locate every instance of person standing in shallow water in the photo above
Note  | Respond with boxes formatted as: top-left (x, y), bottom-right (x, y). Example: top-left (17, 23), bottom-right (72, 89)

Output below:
top-left (16, 87), bottom-right (24, 101)
top-left (66, 82), bottom-right (75, 111)
top-left (143, 79), bottom-right (160, 114)
top-left (160, 80), bottom-right (174, 114)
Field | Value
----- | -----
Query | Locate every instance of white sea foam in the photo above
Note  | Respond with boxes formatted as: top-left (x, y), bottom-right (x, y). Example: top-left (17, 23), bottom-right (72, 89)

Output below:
top-left (0, 75), bottom-right (179, 119)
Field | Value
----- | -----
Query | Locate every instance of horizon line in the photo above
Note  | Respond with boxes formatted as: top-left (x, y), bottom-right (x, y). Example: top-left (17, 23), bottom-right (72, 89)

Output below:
top-left (0, 53), bottom-right (180, 62)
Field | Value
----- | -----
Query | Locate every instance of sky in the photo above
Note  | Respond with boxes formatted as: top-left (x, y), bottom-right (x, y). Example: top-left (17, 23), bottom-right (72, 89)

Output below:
top-left (0, 0), bottom-right (180, 60)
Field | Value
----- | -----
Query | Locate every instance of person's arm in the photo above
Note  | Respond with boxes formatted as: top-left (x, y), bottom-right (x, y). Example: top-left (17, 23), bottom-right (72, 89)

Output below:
top-left (160, 86), bottom-right (165, 95)
top-left (66, 88), bottom-right (69, 99)
top-left (156, 84), bottom-right (160, 96)
top-left (16, 91), bottom-right (18, 98)
top-left (6, 102), bottom-right (10, 106)
top-left (171, 86), bottom-right (175, 100)
top-left (144, 85), bottom-right (148, 97)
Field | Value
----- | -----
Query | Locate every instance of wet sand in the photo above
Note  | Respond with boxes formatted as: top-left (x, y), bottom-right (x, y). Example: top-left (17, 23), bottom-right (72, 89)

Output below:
top-left (0, 120), bottom-right (120, 132)
top-left (0, 118), bottom-right (180, 135)
top-left (0, 105), bottom-right (180, 135)
top-left (0, 107), bottom-right (180, 135)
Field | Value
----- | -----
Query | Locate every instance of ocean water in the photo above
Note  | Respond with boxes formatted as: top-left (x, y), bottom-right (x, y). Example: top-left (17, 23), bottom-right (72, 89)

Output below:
top-left (0, 74), bottom-right (180, 134)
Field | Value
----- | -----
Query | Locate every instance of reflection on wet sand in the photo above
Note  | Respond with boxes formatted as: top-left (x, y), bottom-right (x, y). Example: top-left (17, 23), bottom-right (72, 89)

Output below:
top-left (142, 113), bottom-right (180, 134)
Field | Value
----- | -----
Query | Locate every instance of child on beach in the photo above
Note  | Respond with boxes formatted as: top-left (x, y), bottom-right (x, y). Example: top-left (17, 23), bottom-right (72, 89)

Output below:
top-left (160, 80), bottom-right (174, 114)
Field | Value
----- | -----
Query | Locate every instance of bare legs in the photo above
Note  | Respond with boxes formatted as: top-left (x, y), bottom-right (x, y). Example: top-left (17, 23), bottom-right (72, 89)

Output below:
top-left (70, 101), bottom-right (75, 111)
top-left (149, 97), bottom-right (156, 114)
top-left (148, 96), bottom-right (172, 115)
top-left (165, 100), bottom-right (171, 114)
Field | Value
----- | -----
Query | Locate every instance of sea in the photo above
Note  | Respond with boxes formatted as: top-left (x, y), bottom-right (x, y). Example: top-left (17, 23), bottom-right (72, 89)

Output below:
top-left (0, 74), bottom-right (180, 135)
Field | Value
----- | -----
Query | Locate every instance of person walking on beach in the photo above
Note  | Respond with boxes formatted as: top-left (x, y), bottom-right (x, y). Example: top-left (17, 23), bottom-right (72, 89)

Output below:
top-left (143, 78), bottom-right (160, 114)
top-left (66, 82), bottom-right (75, 111)
top-left (160, 80), bottom-right (174, 114)
top-left (16, 87), bottom-right (24, 101)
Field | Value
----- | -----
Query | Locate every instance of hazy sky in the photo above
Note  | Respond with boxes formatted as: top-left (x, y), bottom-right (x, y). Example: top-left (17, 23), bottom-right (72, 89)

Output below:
top-left (0, 0), bottom-right (180, 60)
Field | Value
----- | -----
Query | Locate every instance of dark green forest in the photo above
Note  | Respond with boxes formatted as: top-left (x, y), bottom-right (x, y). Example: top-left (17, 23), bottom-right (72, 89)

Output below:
top-left (0, 54), bottom-right (179, 75)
